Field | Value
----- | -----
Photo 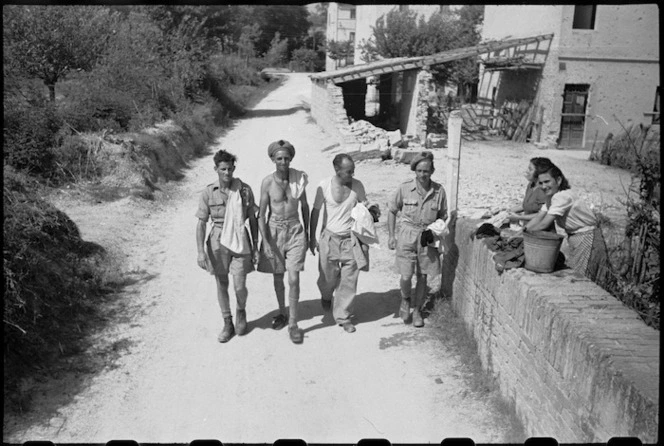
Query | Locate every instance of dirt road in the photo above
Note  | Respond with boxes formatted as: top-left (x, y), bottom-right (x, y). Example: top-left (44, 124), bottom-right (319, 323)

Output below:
top-left (4, 74), bottom-right (529, 443)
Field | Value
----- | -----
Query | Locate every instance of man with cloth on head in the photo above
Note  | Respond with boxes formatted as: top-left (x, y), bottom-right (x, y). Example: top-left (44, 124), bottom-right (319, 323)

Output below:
top-left (309, 153), bottom-right (375, 334)
top-left (257, 139), bottom-right (310, 344)
top-left (388, 151), bottom-right (448, 328)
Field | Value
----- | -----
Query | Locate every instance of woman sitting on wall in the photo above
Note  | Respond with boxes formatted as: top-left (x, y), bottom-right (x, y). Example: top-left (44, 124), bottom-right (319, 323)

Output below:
top-left (508, 157), bottom-right (555, 231)
top-left (525, 163), bottom-right (607, 281)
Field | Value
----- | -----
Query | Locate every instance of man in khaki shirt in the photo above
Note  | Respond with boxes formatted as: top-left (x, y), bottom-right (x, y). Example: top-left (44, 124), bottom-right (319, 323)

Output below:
top-left (388, 151), bottom-right (447, 328)
top-left (196, 149), bottom-right (258, 343)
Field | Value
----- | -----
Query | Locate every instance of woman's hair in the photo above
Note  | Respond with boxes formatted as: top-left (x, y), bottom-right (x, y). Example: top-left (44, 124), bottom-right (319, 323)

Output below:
top-left (528, 157), bottom-right (554, 185)
top-left (333, 153), bottom-right (354, 169)
top-left (537, 163), bottom-right (571, 191)
top-left (213, 149), bottom-right (237, 166)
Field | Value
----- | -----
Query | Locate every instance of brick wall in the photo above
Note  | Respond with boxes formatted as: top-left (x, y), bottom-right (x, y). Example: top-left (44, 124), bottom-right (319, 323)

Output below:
top-left (442, 218), bottom-right (659, 442)
top-left (310, 79), bottom-right (357, 144)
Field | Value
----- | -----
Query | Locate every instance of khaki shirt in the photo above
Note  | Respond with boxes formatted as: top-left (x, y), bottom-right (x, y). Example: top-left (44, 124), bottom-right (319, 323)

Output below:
top-left (196, 179), bottom-right (256, 228)
top-left (389, 178), bottom-right (448, 227)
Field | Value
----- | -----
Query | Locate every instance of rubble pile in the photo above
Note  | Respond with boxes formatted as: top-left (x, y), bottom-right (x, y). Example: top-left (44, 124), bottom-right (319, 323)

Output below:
top-left (349, 120), bottom-right (388, 144)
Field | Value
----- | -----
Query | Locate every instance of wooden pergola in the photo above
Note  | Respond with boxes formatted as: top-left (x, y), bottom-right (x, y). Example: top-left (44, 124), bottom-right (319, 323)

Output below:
top-left (310, 34), bottom-right (554, 84)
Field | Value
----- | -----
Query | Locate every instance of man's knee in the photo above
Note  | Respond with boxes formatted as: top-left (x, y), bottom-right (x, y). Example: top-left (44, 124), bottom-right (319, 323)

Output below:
top-left (216, 274), bottom-right (230, 286)
top-left (287, 271), bottom-right (300, 288)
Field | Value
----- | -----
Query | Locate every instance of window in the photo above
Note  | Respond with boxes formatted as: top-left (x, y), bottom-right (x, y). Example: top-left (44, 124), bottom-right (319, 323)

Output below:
top-left (349, 32), bottom-right (355, 43)
top-left (573, 5), bottom-right (596, 29)
top-left (350, 7), bottom-right (356, 19)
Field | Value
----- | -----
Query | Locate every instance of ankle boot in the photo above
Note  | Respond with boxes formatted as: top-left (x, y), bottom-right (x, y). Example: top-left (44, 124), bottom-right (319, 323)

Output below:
top-left (412, 308), bottom-right (424, 328)
top-left (236, 309), bottom-right (247, 335)
top-left (218, 316), bottom-right (235, 343)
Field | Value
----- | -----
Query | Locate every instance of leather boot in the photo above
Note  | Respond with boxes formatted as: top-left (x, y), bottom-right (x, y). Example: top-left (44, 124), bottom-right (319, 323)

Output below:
top-left (236, 309), bottom-right (247, 335)
top-left (412, 308), bottom-right (424, 328)
top-left (218, 316), bottom-right (235, 343)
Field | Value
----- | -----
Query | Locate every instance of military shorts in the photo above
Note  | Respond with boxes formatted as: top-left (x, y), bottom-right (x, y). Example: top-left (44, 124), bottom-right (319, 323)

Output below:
top-left (257, 217), bottom-right (307, 274)
top-left (395, 224), bottom-right (440, 277)
top-left (206, 225), bottom-right (254, 276)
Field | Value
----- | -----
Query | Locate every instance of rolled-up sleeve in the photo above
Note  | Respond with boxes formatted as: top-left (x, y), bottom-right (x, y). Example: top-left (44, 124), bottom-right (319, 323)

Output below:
top-left (547, 191), bottom-right (573, 216)
top-left (389, 186), bottom-right (403, 214)
top-left (196, 190), bottom-right (210, 222)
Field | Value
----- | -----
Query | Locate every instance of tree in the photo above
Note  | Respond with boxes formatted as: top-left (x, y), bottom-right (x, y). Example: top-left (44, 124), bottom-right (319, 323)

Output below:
top-left (3, 5), bottom-right (112, 102)
top-left (253, 5), bottom-right (310, 57)
top-left (326, 39), bottom-right (355, 68)
top-left (264, 32), bottom-right (289, 67)
top-left (357, 7), bottom-right (485, 100)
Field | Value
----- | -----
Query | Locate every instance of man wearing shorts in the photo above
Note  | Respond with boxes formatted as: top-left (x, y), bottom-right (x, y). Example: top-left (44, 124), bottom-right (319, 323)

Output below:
top-left (196, 149), bottom-right (258, 343)
top-left (257, 140), bottom-right (309, 344)
top-left (388, 151), bottom-right (447, 328)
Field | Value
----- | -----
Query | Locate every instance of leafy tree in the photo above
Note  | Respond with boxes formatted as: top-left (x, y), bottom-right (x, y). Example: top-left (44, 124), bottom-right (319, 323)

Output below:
top-left (326, 39), bottom-right (355, 68)
top-left (291, 48), bottom-right (318, 72)
top-left (3, 5), bottom-right (112, 102)
top-left (358, 7), bottom-right (485, 99)
top-left (264, 32), bottom-right (289, 67)
top-left (252, 5), bottom-right (309, 57)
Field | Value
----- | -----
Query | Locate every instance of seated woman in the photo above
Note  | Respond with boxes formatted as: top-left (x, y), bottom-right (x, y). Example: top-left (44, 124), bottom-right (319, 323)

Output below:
top-left (508, 157), bottom-right (555, 230)
top-left (526, 163), bottom-right (607, 282)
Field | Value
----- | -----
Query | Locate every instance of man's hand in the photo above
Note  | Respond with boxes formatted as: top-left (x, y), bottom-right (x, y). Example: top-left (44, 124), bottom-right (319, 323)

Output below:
top-left (309, 237), bottom-right (318, 255)
top-left (197, 251), bottom-right (208, 270)
top-left (507, 212), bottom-right (521, 222)
top-left (388, 236), bottom-right (396, 250)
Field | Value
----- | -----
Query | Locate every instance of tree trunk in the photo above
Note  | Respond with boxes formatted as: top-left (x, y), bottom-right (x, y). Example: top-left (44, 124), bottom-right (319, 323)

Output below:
top-left (45, 80), bottom-right (56, 102)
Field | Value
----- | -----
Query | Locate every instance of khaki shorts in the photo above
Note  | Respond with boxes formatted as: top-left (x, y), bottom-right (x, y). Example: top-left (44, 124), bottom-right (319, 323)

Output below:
top-left (257, 218), bottom-right (307, 274)
top-left (395, 224), bottom-right (440, 277)
top-left (206, 225), bottom-right (254, 276)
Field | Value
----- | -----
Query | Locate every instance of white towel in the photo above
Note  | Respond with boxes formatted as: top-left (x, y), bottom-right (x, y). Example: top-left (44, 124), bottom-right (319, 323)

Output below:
top-left (351, 203), bottom-right (380, 246)
top-left (288, 168), bottom-right (308, 199)
top-left (219, 178), bottom-right (251, 255)
top-left (427, 218), bottom-right (449, 252)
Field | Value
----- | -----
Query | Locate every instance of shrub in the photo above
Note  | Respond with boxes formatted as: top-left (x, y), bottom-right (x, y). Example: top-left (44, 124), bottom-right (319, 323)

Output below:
top-left (3, 104), bottom-right (61, 175)
top-left (4, 166), bottom-right (112, 405)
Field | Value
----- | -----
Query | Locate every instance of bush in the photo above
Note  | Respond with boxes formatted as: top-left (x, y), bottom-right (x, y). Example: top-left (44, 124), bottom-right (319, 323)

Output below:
top-left (4, 167), bottom-right (112, 405)
top-left (3, 104), bottom-right (62, 175)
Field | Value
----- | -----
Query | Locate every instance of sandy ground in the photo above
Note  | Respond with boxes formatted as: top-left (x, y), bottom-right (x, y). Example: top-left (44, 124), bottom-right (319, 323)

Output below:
top-left (4, 73), bottom-right (632, 444)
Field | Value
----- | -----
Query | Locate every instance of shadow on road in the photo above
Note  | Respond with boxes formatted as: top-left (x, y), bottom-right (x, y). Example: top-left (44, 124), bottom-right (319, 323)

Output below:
top-left (243, 106), bottom-right (309, 118)
top-left (247, 289), bottom-right (402, 335)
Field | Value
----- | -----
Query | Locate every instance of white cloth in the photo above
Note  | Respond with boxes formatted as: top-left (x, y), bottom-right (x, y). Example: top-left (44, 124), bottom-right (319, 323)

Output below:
top-left (427, 218), bottom-right (449, 252)
top-left (288, 168), bottom-right (308, 199)
top-left (351, 203), bottom-right (380, 246)
top-left (219, 178), bottom-right (251, 254)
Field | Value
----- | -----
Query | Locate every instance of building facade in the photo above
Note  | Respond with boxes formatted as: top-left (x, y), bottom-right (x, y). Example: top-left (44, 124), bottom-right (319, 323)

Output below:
top-left (325, 3), bottom-right (356, 71)
top-left (478, 5), bottom-right (660, 148)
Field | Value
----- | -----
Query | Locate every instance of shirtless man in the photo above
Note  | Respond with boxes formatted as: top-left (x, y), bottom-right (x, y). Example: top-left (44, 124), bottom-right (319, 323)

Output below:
top-left (309, 153), bottom-right (369, 333)
top-left (257, 140), bottom-right (309, 344)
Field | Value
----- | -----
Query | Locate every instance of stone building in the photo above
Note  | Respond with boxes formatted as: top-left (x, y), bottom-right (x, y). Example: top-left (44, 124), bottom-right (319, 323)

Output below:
top-left (477, 4), bottom-right (660, 149)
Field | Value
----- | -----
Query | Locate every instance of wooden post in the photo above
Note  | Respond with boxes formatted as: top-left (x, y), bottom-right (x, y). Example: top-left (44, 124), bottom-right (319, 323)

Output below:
top-left (536, 106), bottom-right (544, 142)
top-left (447, 110), bottom-right (463, 213)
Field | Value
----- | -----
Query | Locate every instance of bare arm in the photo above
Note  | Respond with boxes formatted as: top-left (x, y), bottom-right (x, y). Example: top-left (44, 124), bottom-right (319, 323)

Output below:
top-left (300, 190), bottom-right (310, 241)
top-left (196, 219), bottom-right (208, 270)
top-left (387, 211), bottom-right (397, 250)
top-left (309, 207), bottom-right (320, 255)
top-left (525, 211), bottom-right (556, 232)
top-left (258, 177), bottom-right (271, 245)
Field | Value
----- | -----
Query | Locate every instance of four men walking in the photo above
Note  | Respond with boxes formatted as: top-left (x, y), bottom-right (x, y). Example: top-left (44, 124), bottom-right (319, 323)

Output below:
top-left (196, 145), bottom-right (448, 343)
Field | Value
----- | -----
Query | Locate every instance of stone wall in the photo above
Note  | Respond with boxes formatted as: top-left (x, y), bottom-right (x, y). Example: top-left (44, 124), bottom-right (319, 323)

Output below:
top-left (310, 79), bottom-right (356, 144)
top-left (442, 217), bottom-right (659, 443)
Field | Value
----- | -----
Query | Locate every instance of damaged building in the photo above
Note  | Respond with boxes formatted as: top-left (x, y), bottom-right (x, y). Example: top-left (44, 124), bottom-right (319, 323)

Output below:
top-left (309, 35), bottom-right (554, 147)
top-left (313, 4), bottom-right (659, 151)
top-left (477, 4), bottom-right (660, 149)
